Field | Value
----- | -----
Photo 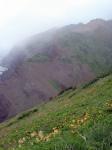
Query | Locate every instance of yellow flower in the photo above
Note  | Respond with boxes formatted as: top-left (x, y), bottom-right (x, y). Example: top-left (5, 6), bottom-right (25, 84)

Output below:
top-left (31, 131), bottom-right (37, 138)
top-left (38, 131), bottom-right (44, 140)
top-left (54, 129), bottom-right (59, 134)
top-left (18, 139), bottom-right (24, 144)
top-left (70, 124), bottom-right (74, 128)
top-left (44, 135), bottom-right (51, 141)
top-left (53, 127), bottom-right (59, 134)
top-left (80, 119), bottom-right (84, 123)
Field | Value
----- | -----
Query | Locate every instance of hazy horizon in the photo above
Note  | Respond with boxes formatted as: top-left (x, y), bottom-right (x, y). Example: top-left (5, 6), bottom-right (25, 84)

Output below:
top-left (0, 0), bottom-right (112, 57)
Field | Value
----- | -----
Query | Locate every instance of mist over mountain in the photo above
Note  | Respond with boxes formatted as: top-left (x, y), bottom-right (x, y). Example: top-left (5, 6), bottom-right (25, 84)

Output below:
top-left (0, 0), bottom-right (112, 51)
top-left (0, 19), bottom-right (112, 122)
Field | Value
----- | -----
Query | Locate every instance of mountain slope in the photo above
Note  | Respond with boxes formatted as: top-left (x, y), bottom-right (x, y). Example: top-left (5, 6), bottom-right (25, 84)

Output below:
top-left (0, 19), bottom-right (112, 122)
top-left (0, 73), bottom-right (112, 150)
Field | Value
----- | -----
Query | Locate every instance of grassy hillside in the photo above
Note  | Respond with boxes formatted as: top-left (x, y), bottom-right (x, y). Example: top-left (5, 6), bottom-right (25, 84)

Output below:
top-left (0, 74), bottom-right (112, 150)
top-left (54, 27), bottom-right (112, 75)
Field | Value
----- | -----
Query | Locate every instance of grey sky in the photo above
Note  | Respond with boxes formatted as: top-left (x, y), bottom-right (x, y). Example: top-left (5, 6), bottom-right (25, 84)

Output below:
top-left (0, 0), bottom-right (112, 56)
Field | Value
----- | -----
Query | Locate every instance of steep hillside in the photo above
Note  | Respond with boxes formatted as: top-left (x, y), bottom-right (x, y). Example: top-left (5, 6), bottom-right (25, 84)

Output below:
top-left (0, 74), bottom-right (112, 150)
top-left (0, 19), bottom-right (112, 122)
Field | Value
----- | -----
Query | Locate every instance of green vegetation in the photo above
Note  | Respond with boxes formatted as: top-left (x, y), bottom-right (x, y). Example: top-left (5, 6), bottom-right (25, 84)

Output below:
top-left (49, 80), bottom-right (62, 91)
top-left (56, 30), bottom-right (112, 75)
top-left (28, 52), bottom-right (50, 63)
top-left (27, 25), bottom-right (112, 76)
top-left (0, 74), bottom-right (112, 150)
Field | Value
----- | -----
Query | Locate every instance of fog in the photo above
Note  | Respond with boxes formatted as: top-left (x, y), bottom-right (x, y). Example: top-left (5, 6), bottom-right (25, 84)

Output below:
top-left (0, 0), bottom-right (112, 58)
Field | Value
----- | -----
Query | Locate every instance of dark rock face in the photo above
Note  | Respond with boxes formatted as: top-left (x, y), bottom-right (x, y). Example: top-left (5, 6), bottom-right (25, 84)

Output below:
top-left (0, 94), bottom-right (11, 122)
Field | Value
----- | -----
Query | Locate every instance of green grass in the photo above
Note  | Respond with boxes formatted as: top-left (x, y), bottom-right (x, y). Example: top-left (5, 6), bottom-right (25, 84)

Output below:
top-left (0, 74), bottom-right (112, 150)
